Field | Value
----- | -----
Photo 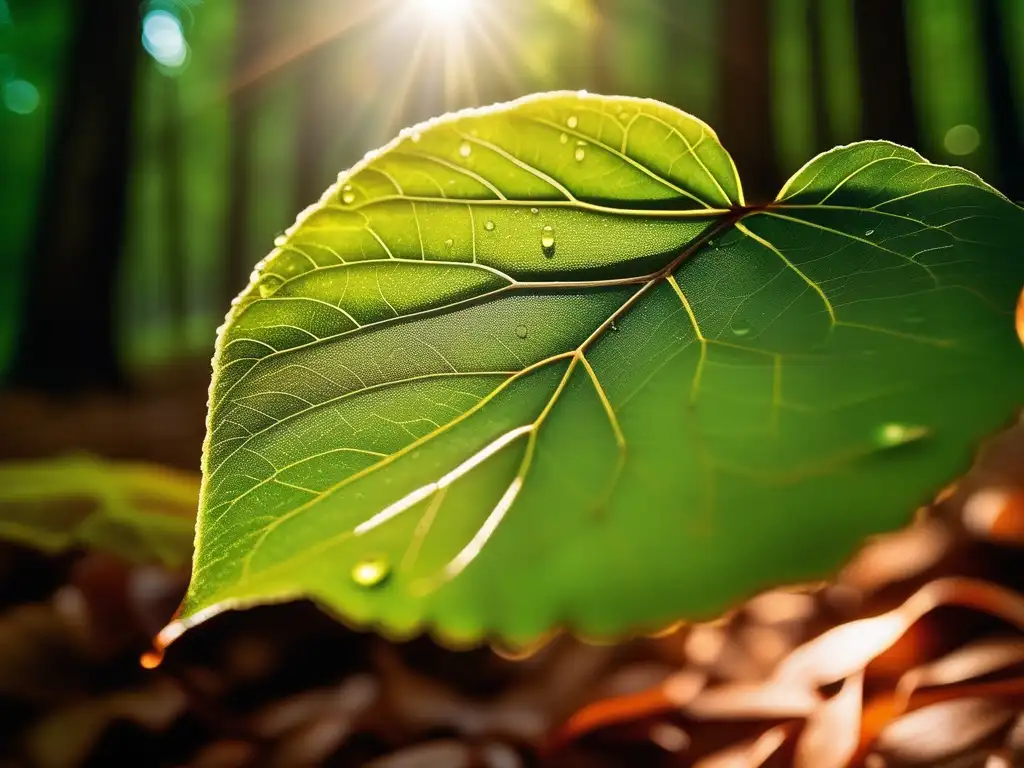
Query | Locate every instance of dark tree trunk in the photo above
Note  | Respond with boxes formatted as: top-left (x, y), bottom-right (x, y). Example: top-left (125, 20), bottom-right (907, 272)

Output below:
top-left (717, 0), bottom-right (779, 203)
top-left (8, 0), bottom-right (140, 392)
top-left (807, 0), bottom-right (831, 153)
top-left (979, 0), bottom-right (1023, 201)
top-left (853, 0), bottom-right (919, 146)
top-left (161, 77), bottom-right (187, 350)
top-left (224, 0), bottom-right (279, 307)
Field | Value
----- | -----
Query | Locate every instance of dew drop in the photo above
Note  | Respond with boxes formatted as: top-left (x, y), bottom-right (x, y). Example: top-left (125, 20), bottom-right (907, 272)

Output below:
top-left (610, 321), bottom-right (619, 332)
top-left (567, 115), bottom-right (578, 129)
top-left (515, 324), bottom-right (528, 339)
top-left (574, 145), bottom-right (586, 162)
top-left (541, 226), bottom-right (556, 257)
top-left (530, 207), bottom-right (539, 215)
top-left (875, 422), bottom-right (928, 448)
top-left (559, 133), bottom-right (569, 145)
top-left (351, 556), bottom-right (390, 588)
top-left (459, 140), bottom-right (472, 158)
top-left (341, 185), bottom-right (356, 205)
top-left (864, 229), bottom-right (875, 237)
top-left (444, 238), bottom-right (454, 250)
top-left (273, 235), bottom-right (287, 247)
top-left (484, 220), bottom-right (495, 231)
top-left (730, 319), bottom-right (752, 337)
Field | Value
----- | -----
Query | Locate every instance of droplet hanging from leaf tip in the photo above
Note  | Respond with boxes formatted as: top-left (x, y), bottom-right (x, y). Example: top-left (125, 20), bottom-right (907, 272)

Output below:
top-left (515, 325), bottom-right (528, 339)
top-left (541, 226), bottom-right (556, 257)
top-left (459, 140), bottom-right (472, 158)
top-left (351, 557), bottom-right (390, 588)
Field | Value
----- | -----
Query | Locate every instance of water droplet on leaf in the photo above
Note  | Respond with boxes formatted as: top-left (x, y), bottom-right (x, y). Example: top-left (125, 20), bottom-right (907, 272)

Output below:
top-left (574, 146), bottom-right (586, 161)
top-left (411, 131), bottom-right (421, 143)
top-left (341, 185), bottom-right (356, 205)
top-left (444, 238), bottom-right (454, 250)
top-left (484, 220), bottom-right (495, 231)
top-left (258, 277), bottom-right (283, 298)
top-left (875, 422), bottom-right (928, 448)
top-left (567, 115), bottom-right (578, 129)
top-left (541, 226), bottom-right (556, 257)
top-left (559, 133), bottom-right (568, 145)
top-left (865, 229), bottom-right (874, 236)
top-left (515, 325), bottom-right (528, 339)
top-left (530, 207), bottom-right (539, 215)
top-left (459, 140), bottom-right (472, 158)
top-left (351, 556), bottom-right (390, 588)
top-left (730, 320), bottom-right (752, 337)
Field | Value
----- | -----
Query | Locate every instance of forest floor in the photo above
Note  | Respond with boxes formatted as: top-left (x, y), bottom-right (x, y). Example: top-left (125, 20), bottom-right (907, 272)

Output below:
top-left (0, 362), bottom-right (1021, 768)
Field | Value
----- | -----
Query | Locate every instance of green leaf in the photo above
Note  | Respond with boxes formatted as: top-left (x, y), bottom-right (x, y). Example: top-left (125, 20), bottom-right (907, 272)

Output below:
top-left (0, 455), bottom-right (198, 569)
top-left (174, 92), bottom-right (1024, 647)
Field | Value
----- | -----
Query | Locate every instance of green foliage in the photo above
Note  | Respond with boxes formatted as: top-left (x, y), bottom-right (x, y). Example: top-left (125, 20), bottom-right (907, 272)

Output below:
top-left (0, 455), bottom-right (198, 568)
top-left (180, 92), bottom-right (1024, 646)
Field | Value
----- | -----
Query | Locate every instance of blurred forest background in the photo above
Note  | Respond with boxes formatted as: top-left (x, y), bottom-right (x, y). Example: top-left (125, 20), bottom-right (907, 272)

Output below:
top-left (1, 0), bottom-right (1023, 397)
top-left (1, 2), bottom-right (1023, 766)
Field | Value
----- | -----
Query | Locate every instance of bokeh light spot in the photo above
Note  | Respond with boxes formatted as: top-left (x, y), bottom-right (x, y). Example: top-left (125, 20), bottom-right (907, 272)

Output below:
top-left (943, 124), bottom-right (980, 156)
top-left (3, 78), bottom-right (39, 115)
top-left (142, 10), bottom-right (187, 69)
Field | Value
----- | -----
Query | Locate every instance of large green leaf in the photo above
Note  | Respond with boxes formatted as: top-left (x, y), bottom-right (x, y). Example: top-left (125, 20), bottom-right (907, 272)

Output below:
top-left (171, 92), bottom-right (1024, 648)
top-left (0, 456), bottom-right (198, 569)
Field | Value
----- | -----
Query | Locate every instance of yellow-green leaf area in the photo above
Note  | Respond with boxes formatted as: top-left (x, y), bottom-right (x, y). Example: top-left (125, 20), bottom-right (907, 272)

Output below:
top-left (180, 92), bottom-right (1024, 647)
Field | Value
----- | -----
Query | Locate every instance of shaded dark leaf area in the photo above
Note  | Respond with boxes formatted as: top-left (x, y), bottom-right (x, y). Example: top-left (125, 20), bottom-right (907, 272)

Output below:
top-left (0, 370), bottom-right (1021, 767)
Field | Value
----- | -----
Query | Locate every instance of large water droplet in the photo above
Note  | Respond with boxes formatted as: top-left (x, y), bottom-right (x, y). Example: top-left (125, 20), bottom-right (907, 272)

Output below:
top-left (459, 140), bottom-right (472, 158)
top-left (730, 319), bottom-right (752, 337)
top-left (875, 422), bottom-right (927, 448)
top-left (341, 185), bottom-right (356, 205)
top-left (484, 220), bottom-right (495, 231)
top-left (351, 556), bottom-right (390, 588)
top-left (515, 325), bottom-right (528, 339)
top-left (567, 115), bottom-right (578, 129)
top-left (559, 133), bottom-right (568, 145)
top-left (541, 226), bottom-right (556, 257)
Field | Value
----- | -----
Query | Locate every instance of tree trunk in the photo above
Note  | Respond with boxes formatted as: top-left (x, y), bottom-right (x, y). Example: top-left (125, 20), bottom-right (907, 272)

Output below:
top-left (224, 0), bottom-right (279, 307)
top-left (979, 0), bottom-right (1023, 201)
top-left (8, 0), bottom-right (140, 392)
top-left (807, 0), bottom-right (831, 153)
top-left (160, 77), bottom-right (188, 351)
top-left (853, 0), bottom-right (919, 146)
top-left (717, 0), bottom-right (779, 203)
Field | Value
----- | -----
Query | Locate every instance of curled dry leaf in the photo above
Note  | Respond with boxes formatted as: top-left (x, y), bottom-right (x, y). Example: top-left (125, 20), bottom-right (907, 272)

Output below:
top-left (685, 680), bottom-right (821, 721)
top-left (963, 488), bottom-right (1024, 546)
top-left (835, 518), bottom-right (950, 597)
top-left (691, 725), bottom-right (792, 768)
top-left (875, 698), bottom-right (1015, 765)
top-left (774, 578), bottom-right (1024, 688)
top-left (895, 638), bottom-right (1024, 705)
top-left (794, 672), bottom-right (863, 768)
